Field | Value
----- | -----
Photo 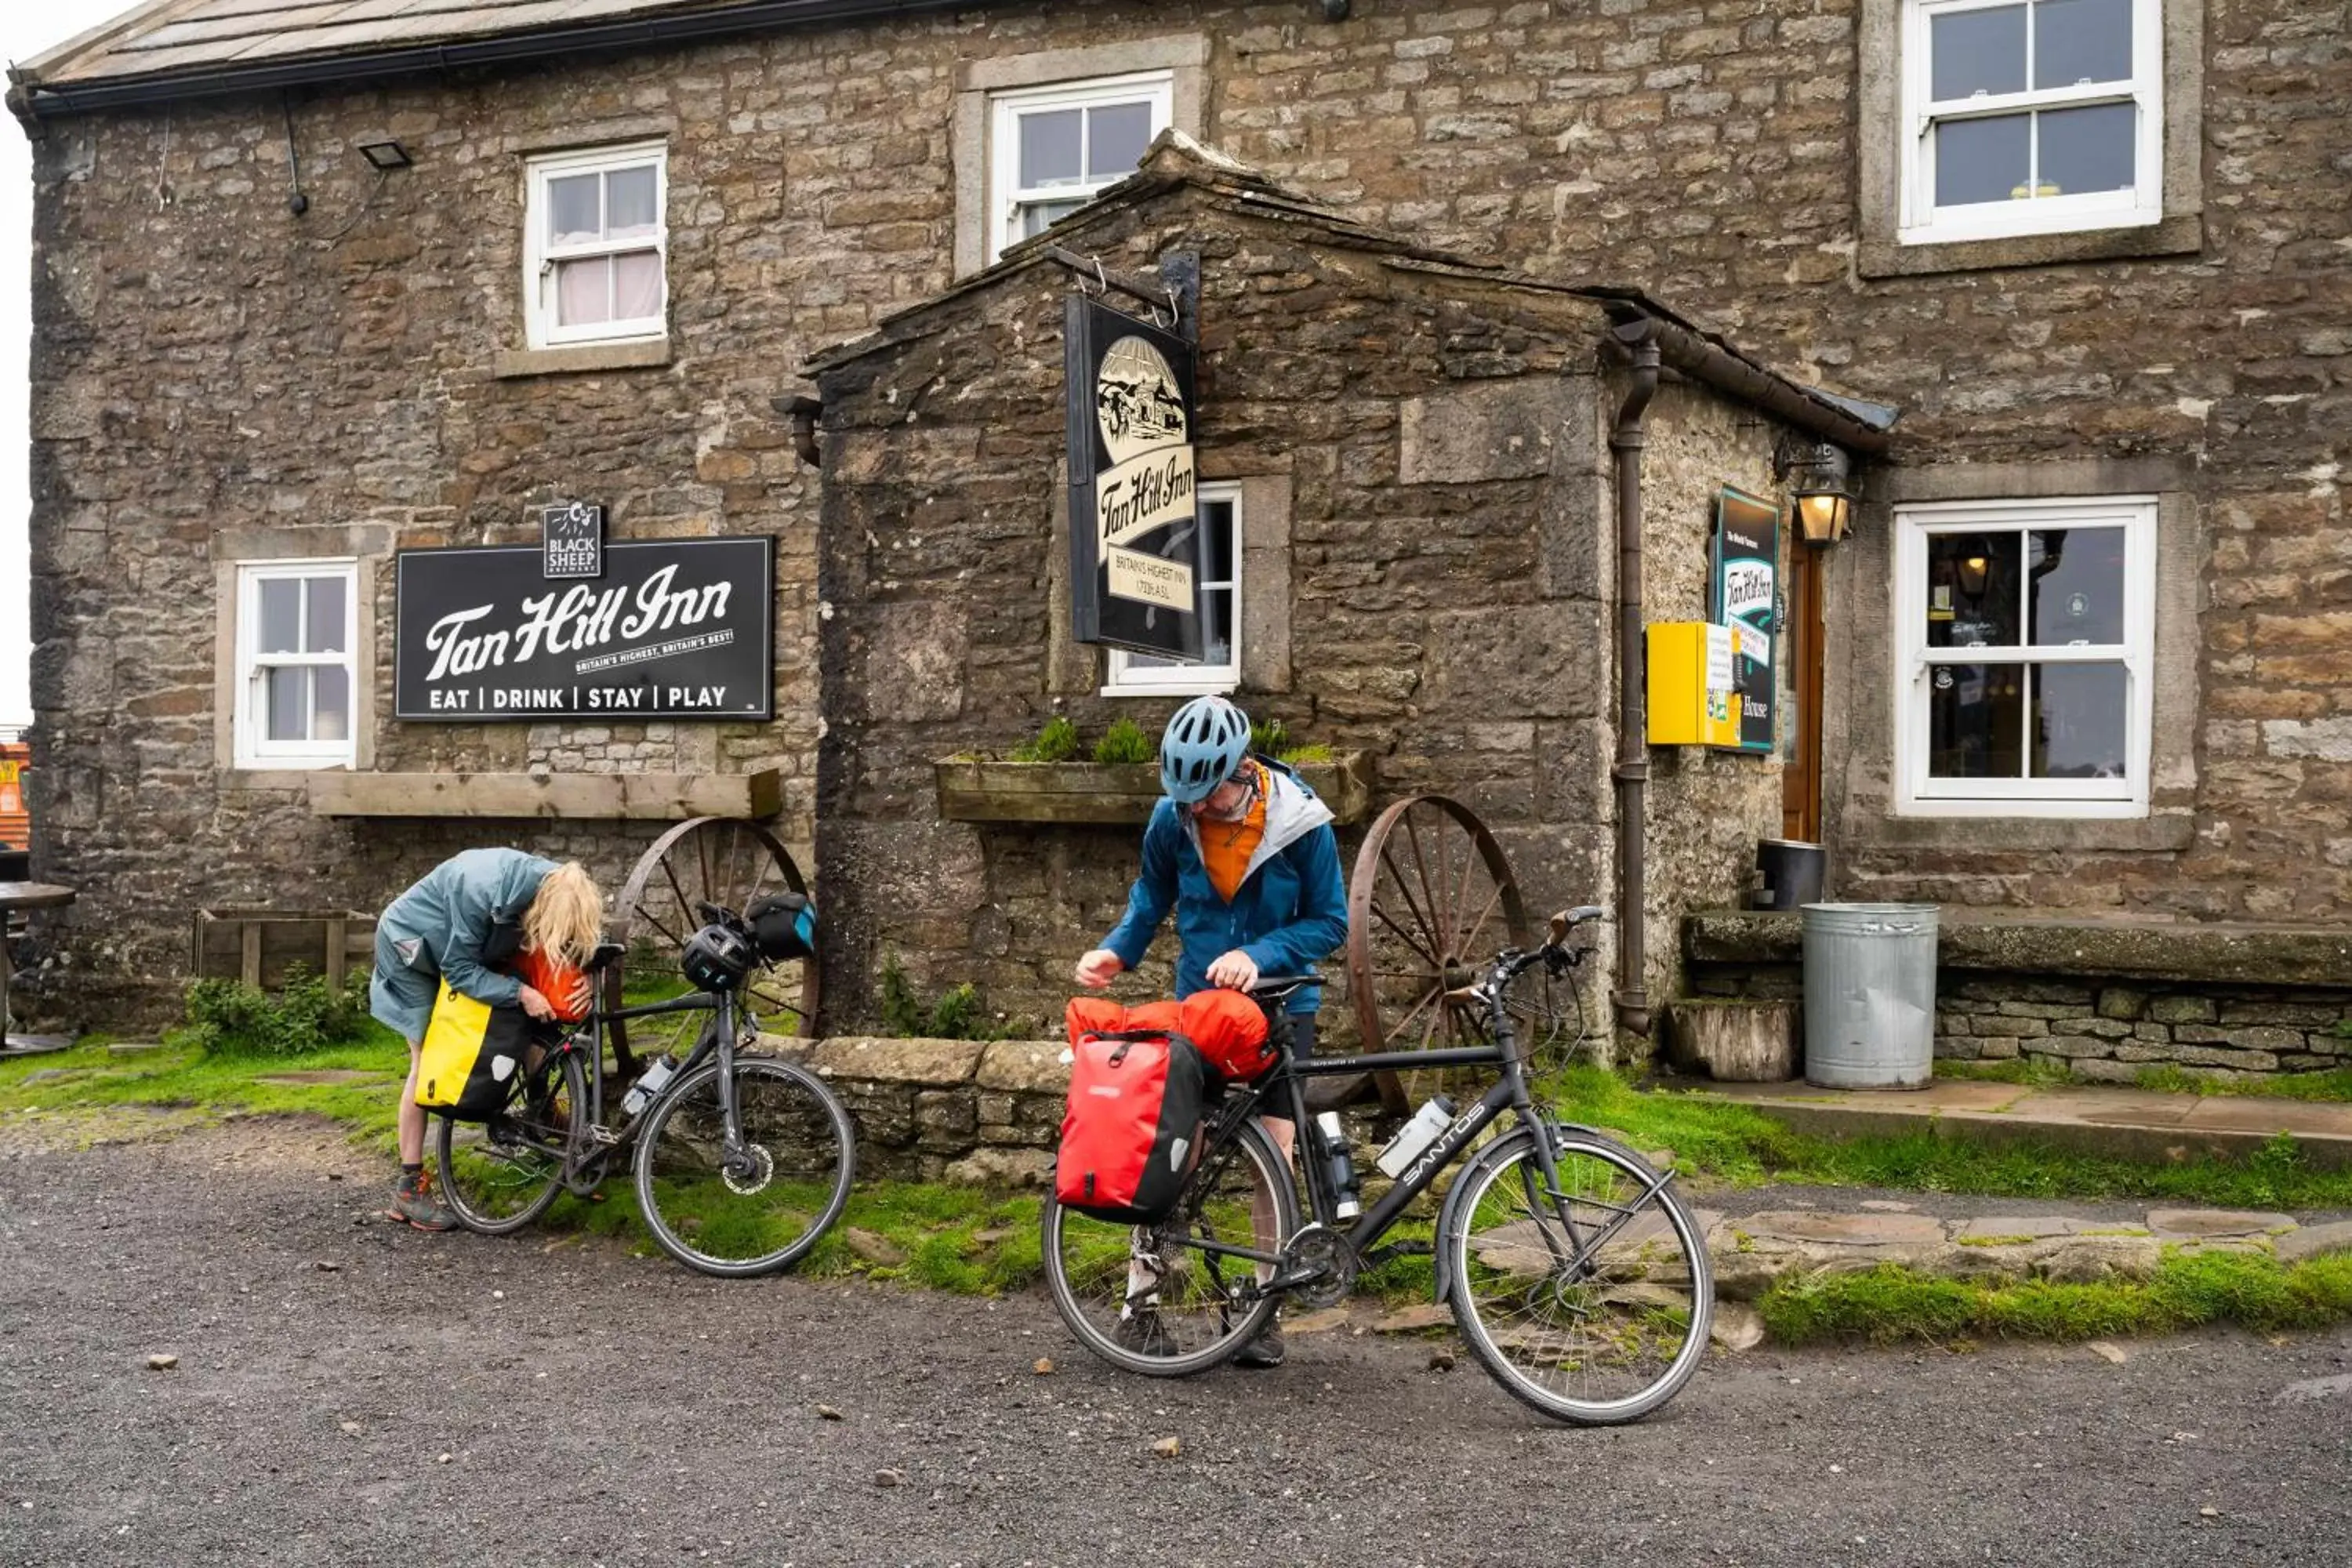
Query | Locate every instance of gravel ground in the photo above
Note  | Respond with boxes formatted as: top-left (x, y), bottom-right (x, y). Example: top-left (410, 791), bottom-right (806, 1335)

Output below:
top-left (2, 1120), bottom-right (2350, 1568)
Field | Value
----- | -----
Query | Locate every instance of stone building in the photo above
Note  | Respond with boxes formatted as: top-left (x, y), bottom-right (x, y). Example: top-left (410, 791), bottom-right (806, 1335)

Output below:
top-left (9, 1), bottom-right (2347, 1066)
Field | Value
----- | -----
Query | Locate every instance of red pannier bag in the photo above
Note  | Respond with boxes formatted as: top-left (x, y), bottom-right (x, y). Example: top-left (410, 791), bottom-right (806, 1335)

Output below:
top-left (1065, 993), bottom-right (1275, 1083)
top-left (1056, 1001), bottom-right (1208, 1224)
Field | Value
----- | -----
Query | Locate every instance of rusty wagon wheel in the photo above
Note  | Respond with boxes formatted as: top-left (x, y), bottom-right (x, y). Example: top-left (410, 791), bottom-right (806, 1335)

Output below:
top-left (608, 816), bottom-right (819, 1075)
top-left (1345, 794), bottom-right (1535, 1116)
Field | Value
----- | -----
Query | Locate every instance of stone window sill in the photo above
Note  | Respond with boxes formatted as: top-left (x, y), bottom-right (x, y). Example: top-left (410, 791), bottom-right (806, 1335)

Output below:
top-left (1853, 813), bottom-right (2195, 855)
top-left (1859, 213), bottom-right (2203, 279)
top-left (493, 339), bottom-right (673, 379)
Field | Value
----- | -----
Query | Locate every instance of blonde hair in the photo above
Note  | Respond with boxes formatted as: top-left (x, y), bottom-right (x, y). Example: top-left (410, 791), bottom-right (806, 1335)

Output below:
top-left (524, 862), bottom-right (604, 967)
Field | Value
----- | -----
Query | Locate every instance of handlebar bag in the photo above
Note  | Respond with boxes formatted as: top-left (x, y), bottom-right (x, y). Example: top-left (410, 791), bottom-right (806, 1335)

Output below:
top-left (1056, 1014), bottom-right (1207, 1225)
top-left (415, 978), bottom-right (536, 1122)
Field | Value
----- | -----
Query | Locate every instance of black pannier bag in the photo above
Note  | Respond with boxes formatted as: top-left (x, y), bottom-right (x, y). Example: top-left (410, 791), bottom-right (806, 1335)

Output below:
top-left (746, 891), bottom-right (817, 961)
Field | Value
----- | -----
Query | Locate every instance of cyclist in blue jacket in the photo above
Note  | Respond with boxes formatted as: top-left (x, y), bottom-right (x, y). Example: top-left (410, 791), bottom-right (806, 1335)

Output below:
top-left (1076, 695), bottom-right (1347, 1368)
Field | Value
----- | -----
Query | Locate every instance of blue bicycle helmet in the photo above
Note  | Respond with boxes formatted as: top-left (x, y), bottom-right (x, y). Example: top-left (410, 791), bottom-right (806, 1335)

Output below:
top-left (1160, 696), bottom-right (1252, 804)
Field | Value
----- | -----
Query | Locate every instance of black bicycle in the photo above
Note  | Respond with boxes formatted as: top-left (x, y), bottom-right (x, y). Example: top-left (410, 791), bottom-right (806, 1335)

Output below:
top-left (1041, 907), bottom-right (1712, 1425)
top-left (434, 901), bottom-right (855, 1278)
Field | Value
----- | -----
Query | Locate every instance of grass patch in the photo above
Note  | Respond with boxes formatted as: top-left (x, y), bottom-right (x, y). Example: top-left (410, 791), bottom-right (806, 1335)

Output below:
top-left (1760, 1251), bottom-right (2352, 1345)
top-left (1937, 1056), bottom-right (2352, 1103)
top-left (0, 1035), bottom-right (409, 1156)
top-left (1544, 1065), bottom-right (2352, 1210)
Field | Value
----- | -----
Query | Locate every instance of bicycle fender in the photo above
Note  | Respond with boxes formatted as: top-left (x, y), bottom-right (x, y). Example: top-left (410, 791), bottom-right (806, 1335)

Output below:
top-left (1431, 1125), bottom-right (1534, 1306)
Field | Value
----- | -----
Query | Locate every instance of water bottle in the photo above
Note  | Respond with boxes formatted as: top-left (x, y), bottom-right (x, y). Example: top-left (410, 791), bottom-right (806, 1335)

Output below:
top-left (1374, 1094), bottom-right (1457, 1178)
top-left (621, 1054), bottom-right (675, 1116)
top-left (1314, 1110), bottom-right (1362, 1220)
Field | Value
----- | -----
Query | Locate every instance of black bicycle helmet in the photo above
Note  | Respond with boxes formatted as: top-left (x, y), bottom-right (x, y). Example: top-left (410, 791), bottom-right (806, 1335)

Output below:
top-left (681, 922), bottom-right (756, 993)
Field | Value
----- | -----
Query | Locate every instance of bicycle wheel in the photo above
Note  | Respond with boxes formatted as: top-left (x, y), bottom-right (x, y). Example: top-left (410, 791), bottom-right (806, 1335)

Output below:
top-left (1443, 1127), bottom-right (1711, 1425)
top-left (435, 1049), bottom-right (583, 1236)
top-left (633, 1055), bottom-right (855, 1278)
top-left (1042, 1116), bottom-right (1298, 1377)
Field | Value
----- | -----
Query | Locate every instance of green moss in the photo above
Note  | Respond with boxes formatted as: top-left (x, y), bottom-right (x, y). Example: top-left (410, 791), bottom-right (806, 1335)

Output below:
top-left (1760, 1252), bottom-right (2352, 1345)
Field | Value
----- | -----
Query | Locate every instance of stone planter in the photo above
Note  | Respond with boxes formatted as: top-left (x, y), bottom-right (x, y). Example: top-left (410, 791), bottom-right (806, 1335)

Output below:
top-left (933, 752), bottom-right (1374, 826)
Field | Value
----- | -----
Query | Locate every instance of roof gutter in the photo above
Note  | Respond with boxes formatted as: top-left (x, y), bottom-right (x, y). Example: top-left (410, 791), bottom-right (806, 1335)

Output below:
top-left (9, 0), bottom-right (975, 125)
top-left (1603, 303), bottom-right (1895, 456)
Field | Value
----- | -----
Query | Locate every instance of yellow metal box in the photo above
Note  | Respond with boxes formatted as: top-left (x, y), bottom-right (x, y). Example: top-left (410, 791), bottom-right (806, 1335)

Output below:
top-left (1646, 621), bottom-right (1744, 749)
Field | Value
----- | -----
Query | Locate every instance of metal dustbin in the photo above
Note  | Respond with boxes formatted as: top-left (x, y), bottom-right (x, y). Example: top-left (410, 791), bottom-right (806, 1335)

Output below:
top-left (1752, 839), bottom-right (1825, 910)
top-left (1802, 903), bottom-right (1939, 1089)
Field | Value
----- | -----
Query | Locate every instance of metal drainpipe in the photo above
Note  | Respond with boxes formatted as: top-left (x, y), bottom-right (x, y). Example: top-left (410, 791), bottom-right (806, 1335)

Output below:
top-left (1608, 321), bottom-right (1661, 1040)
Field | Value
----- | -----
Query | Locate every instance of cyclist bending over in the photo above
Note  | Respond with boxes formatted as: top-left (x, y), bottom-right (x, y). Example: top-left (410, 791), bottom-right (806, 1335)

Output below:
top-left (1074, 695), bottom-right (1346, 1369)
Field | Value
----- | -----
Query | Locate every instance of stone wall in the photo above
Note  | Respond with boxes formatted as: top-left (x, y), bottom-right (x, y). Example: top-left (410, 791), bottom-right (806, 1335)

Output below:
top-left (1685, 910), bottom-right (2352, 1081)
top-left (24, 0), bottom-right (2349, 1029)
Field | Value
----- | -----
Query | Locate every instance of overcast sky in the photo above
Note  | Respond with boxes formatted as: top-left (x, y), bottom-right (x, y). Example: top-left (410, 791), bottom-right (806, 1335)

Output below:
top-left (4, 0), bottom-right (135, 727)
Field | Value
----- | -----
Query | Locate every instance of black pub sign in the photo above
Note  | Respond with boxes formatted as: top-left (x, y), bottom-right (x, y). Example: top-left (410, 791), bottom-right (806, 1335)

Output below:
top-left (1709, 487), bottom-right (1780, 753)
top-left (1065, 296), bottom-right (1203, 662)
top-left (395, 538), bottom-right (774, 720)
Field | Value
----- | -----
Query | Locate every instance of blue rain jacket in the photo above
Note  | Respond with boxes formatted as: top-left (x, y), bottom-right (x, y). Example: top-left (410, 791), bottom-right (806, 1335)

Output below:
top-left (376, 848), bottom-right (560, 1007)
top-left (1101, 759), bottom-right (1347, 1015)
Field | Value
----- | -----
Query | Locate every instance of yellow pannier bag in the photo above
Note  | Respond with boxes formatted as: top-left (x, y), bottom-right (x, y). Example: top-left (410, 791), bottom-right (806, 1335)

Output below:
top-left (415, 979), bottom-right (532, 1121)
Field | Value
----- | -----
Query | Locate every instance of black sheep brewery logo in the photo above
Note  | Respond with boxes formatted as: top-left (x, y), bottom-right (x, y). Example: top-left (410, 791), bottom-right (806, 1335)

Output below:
top-left (1093, 333), bottom-right (1197, 615)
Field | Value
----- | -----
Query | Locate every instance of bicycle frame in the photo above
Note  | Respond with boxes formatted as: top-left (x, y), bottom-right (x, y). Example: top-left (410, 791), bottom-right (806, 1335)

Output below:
top-left (538, 985), bottom-right (757, 1181)
top-left (1189, 931), bottom-right (1668, 1300)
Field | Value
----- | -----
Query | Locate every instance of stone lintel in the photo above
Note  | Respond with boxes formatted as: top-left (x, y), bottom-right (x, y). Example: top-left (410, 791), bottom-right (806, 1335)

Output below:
top-left (805, 1036), bottom-right (989, 1087)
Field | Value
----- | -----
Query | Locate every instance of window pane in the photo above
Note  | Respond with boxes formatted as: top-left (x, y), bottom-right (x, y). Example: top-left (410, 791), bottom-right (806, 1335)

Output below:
top-left (1926, 532), bottom-right (2022, 648)
top-left (2027, 527), bottom-right (2126, 644)
top-left (266, 667), bottom-right (309, 742)
top-left (257, 578), bottom-right (301, 654)
top-left (1086, 101), bottom-right (1155, 181)
top-left (1017, 198), bottom-right (1086, 239)
top-left (555, 256), bottom-right (611, 325)
top-left (2034, 0), bottom-right (2132, 89)
top-left (1929, 662), bottom-right (2026, 779)
top-left (1930, 5), bottom-right (2027, 100)
top-left (2038, 102), bottom-right (2136, 195)
top-left (2031, 662), bottom-right (2129, 779)
top-left (305, 576), bottom-right (346, 654)
top-left (548, 172), bottom-right (601, 245)
top-left (1936, 113), bottom-right (2032, 206)
top-left (1018, 107), bottom-right (1085, 188)
top-left (606, 165), bottom-right (658, 238)
top-left (313, 666), bottom-right (350, 744)
top-left (1201, 499), bottom-right (1236, 583)
top-left (612, 249), bottom-right (662, 321)
top-left (1200, 587), bottom-right (1232, 668)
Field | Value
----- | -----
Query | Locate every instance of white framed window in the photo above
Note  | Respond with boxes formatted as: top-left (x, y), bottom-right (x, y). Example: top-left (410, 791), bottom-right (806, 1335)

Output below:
top-left (1894, 496), bottom-right (2156, 818)
top-left (234, 561), bottom-right (358, 770)
top-left (523, 143), bottom-right (667, 349)
top-left (1104, 485), bottom-right (1242, 696)
top-left (1900, 0), bottom-right (2161, 246)
top-left (989, 72), bottom-right (1171, 264)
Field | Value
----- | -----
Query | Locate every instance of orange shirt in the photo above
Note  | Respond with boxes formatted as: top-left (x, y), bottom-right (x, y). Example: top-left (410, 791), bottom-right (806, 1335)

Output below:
top-left (1199, 761), bottom-right (1269, 904)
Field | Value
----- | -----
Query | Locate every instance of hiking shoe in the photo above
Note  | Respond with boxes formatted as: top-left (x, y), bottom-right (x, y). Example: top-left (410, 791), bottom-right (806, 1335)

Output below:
top-left (1232, 1321), bottom-right (1286, 1370)
top-left (1113, 1311), bottom-right (1177, 1358)
top-left (386, 1181), bottom-right (456, 1232)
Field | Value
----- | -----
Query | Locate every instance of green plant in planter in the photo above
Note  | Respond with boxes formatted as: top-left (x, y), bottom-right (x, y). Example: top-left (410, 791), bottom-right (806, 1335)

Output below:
top-left (1092, 717), bottom-right (1154, 764)
top-left (1249, 717), bottom-right (1290, 757)
top-left (1010, 715), bottom-right (1081, 763)
top-left (1278, 743), bottom-right (1334, 764)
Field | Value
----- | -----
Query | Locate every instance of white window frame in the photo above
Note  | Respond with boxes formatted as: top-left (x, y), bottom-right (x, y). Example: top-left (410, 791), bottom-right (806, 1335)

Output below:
top-left (234, 559), bottom-right (359, 771)
top-left (1899, 0), bottom-right (2163, 247)
top-left (522, 142), bottom-right (669, 350)
top-left (1103, 483), bottom-right (1242, 697)
top-left (1893, 496), bottom-right (2156, 818)
top-left (989, 71), bottom-right (1173, 265)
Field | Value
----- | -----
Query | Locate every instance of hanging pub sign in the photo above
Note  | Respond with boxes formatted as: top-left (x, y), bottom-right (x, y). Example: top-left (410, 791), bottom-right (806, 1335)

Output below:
top-left (541, 500), bottom-right (604, 579)
top-left (1065, 295), bottom-right (1203, 662)
top-left (395, 538), bottom-right (773, 721)
top-left (1709, 487), bottom-right (1779, 753)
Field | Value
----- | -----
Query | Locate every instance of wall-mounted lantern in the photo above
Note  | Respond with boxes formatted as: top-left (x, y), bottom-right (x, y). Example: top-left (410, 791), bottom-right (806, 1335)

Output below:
top-left (1774, 435), bottom-right (1855, 548)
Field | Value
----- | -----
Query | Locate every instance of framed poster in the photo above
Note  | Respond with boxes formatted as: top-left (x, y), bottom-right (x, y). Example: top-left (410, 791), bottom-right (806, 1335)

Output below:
top-left (1065, 295), bottom-right (1203, 662)
top-left (1710, 487), bottom-right (1779, 753)
top-left (395, 538), bottom-right (774, 721)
